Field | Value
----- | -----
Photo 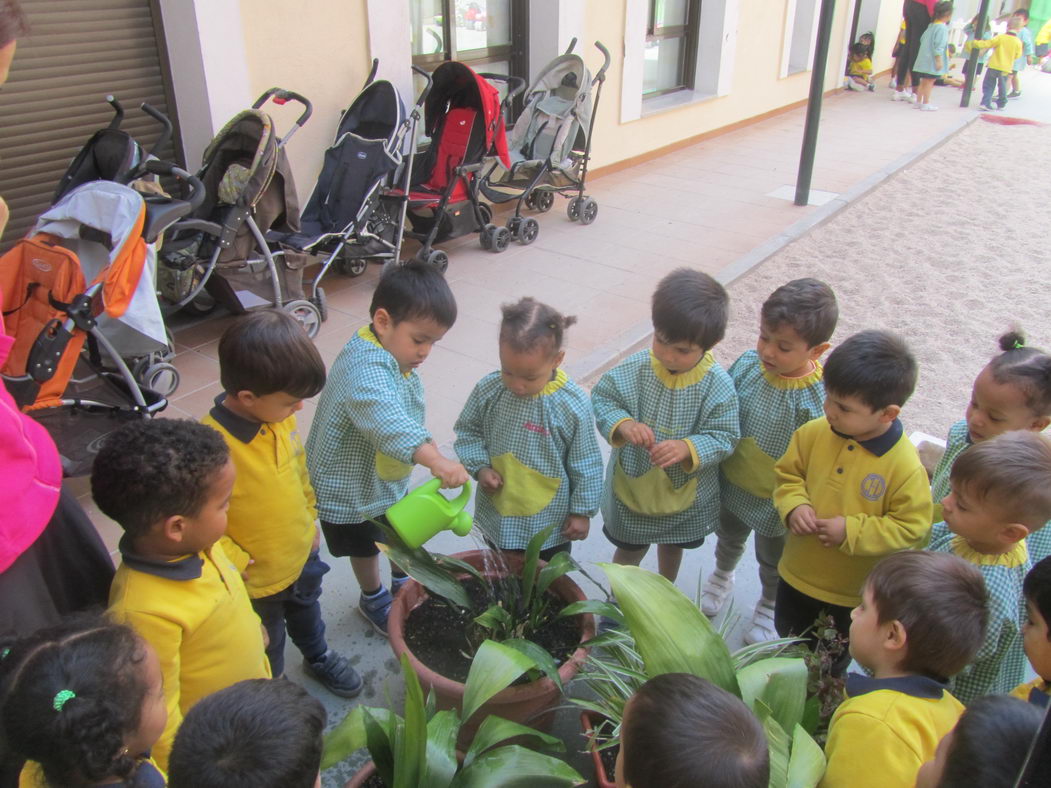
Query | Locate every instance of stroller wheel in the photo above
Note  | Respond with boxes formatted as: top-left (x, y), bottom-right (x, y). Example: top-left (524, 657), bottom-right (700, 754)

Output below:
top-left (141, 362), bottom-right (181, 398)
top-left (312, 287), bottom-right (328, 322)
top-left (284, 299), bottom-right (323, 338)
top-left (337, 256), bottom-right (368, 277)
top-left (184, 290), bottom-right (216, 316)
top-left (490, 226), bottom-right (512, 253)
top-left (535, 191), bottom-right (555, 213)
top-left (505, 216), bottom-right (523, 239)
top-left (518, 218), bottom-right (540, 245)
top-left (480, 224), bottom-right (496, 251)
top-left (426, 250), bottom-right (449, 274)
top-left (478, 203), bottom-right (493, 226)
top-left (524, 192), bottom-right (537, 210)
top-left (567, 197), bottom-right (583, 222)
top-left (579, 198), bottom-right (599, 226)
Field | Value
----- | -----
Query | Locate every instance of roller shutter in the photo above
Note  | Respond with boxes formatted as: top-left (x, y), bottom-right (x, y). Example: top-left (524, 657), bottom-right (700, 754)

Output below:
top-left (0, 0), bottom-right (178, 251)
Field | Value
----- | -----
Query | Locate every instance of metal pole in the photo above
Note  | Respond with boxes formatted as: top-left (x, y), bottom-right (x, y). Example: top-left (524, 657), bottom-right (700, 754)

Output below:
top-left (795, 0), bottom-right (839, 206)
top-left (960, 0), bottom-right (992, 108)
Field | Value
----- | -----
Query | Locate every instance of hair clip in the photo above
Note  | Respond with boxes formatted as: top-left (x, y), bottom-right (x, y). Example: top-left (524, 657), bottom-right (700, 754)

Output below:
top-left (0, 647), bottom-right (10, 660)
top-left (52, 689), bottom-right (76, 711)
top-left (1013, 340), bottom-right (1025, 349)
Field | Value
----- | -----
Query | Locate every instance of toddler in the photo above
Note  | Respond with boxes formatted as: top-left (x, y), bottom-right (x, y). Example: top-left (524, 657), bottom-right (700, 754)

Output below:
top-left (705, 278), bottom-right (837, 644)
top-left (592, 268), bottom-right (739, 582)
top-left (1008, 8), bottom-right (1035, 98)
top-left (454, 297), bottom-right (603, 561)
top-left (1013, 555), bottom-right (1051, 707)
top-left (930, 331), bottom-right (1051, 562)
top-left (0, 615), bottom-right (167, 787)
top-left (306, 261), bottom-right (468, 635)
top-left (929, 431), bottom-right (1051, 703)
top-left (845, 42), bottom-right (875, 91)
top-left (967, 12), bottom-right (1024, 110)
top-left (820, 551), bottom-right (987, 788)
top-left (910, 2), bottom-right (954, 111)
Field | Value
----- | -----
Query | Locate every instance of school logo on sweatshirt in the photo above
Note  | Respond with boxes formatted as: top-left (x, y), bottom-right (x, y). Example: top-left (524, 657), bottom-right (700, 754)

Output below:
top-left (860, 473), bottom-right (887, 502)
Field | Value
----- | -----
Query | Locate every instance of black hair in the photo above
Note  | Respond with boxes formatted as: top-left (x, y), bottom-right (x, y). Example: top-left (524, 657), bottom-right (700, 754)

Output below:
top-left (0, 0), bottom-right (28, 48)
top-left (760, 278), bottom-right (838, 347)
top-left (822, 329), bottom-right (917, 411)
top-left (1013, 8), bottom-right (1030, 21)
top-left (369, 260), bottom-right (457, 328)
top-left (933, 1), bottom-right (954, 20)
top-left (936, 695), bottom-right (1043, 787)
top-left (217, 309), bottom-right (326, 398)
top-left (987, 331), bottom-right (1051, 416)
top-left (498, 297), bottom-right (577, 356)
top-left (850, 42), bottom-right (868, 57)
top-left (168, 679), bottom-right (326, 788)
top-left (866, 551), bottom-right (987, 680)
top-left (951, 431), bottom-right (1051, 530)
top-left (1024, 556), bottom-right (1051, 639)
top-left (622, 673), bottom-right (769, 788)
top-left (0, 614), bottom-right (150, 787)
top-left (651, 268), bottom-right (729, 352)
top-left (91, 419), bottom-right (230, 540)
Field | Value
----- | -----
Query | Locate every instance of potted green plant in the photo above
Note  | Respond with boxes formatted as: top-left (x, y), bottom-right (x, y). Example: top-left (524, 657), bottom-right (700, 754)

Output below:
top-left (322, 641), bottom-right (584, 787)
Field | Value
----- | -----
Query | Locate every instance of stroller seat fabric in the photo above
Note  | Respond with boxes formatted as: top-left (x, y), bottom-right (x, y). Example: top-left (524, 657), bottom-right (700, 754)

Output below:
top-left (418, 107), bottom-right (476, 197)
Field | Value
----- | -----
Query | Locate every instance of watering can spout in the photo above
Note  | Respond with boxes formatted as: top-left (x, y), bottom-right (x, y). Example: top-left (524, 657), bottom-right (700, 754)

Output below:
top-left (385, 478), bottom-right (473, 549)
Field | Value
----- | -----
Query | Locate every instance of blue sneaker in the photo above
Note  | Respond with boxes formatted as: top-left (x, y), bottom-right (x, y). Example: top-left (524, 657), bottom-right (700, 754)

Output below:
top-left (302, 649), bottom-right (363, 698)
top-left (358, 587), bottom-right (393, 636)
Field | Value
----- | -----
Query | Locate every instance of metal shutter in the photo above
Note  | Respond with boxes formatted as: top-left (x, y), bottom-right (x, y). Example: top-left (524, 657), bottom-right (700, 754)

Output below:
top-left (0, 0), bottom-right (179, 251)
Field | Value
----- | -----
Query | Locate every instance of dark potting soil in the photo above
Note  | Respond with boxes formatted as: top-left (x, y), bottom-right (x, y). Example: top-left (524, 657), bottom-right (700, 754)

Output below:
top-left (361, 774), bottom-right (385, 788)
top-left (404, 577), bottom-right (581, 684)
top-left (599, 744), bottom-right (619, 784)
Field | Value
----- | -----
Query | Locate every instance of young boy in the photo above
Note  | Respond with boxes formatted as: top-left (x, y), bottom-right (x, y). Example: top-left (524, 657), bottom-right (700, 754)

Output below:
top-left (202, 309), bottom-right (359, 697)
top-left (821, 551), bottom-right (988, 788)
top-left (929, 431), bottom-right (1051, 703)
top-left (705, 279), bottom-right (837, 643)
top-left (1008, 8), bottom-right (1035, 98)
top-left (615, 673), bottom-right (769, 788)
top-left (93, 420), bottom-right (271, 771)
top-left (592, 267), bottom-right (739, 582)
top-left (911, 2), bottom-right (953, 111)
top-left (168, 678), bottom-right (325, 788)
top-left (306, 261), bottom-right (467, 635)
top-left (773, 330), bottom-right (931, 672)
top-left (967, 12), bottom-right (1025, 111)
top-left (1013, 555), bottom-right (1051, 707)
top-left (844, 42), bottom-right (875, 91)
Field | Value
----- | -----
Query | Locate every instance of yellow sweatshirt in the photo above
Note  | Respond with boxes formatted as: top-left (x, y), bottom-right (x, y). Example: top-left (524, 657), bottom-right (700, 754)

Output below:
top-left (968, 33), bottom-right (1024, 73)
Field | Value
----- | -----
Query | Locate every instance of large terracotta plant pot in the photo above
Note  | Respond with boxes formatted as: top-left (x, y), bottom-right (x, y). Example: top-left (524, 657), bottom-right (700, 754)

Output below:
top-left (388, 549), bottom-right (595, 734)
top-left (344, 761), bottom-right (377, 788)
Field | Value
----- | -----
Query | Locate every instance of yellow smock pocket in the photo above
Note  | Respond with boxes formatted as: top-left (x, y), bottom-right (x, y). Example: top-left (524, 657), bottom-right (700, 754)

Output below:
top-left (489, 453), bottom-right (561, 517)
top-left (375, 451), bottom-right (413, 482)
top-left (613, 459), bottom-right (696, 516)
top-left (720, 437), bottom-right (777, 499)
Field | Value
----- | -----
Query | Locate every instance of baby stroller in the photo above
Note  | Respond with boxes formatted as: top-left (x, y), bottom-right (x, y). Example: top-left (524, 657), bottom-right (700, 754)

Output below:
top-left (157, 89), bottom-right (324, 336)
top-left (383, 61), bottom-right (523, 270)
top-left (0, 165), bottom-right (204, 476)
top-left (481, 40), bottom-right (611, 232)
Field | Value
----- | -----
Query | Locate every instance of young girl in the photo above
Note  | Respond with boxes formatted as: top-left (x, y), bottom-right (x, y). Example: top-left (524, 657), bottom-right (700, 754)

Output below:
top-left (0, 615), bottom-right (168, 787)
top-left (453, 297), bottom-right (603, 561)
top-left (911, 2), bottom-right (954, 111)
top-left (931, 331), bottom-right (1051, 563)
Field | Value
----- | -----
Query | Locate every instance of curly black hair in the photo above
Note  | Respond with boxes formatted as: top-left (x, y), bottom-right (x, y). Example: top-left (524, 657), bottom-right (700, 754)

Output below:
top-left (91, 419), bottom-right (230, 539)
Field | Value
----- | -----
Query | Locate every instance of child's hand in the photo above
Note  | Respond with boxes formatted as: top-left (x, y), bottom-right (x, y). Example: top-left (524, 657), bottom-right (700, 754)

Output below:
top-left (260, 623), bottom-right (270, 649)
top-left (311, 525), bottom-right (321, 553)
top-left (649, 439), bottom-right (691, 469)
top-left (241, 558), bottom-right (255, 582)
top-left (787, 505), bottom-right (818, 535)
top-left (816, 516), bottom-right (847, 548)
top-left (478, 467), bottom-right (504, 494)
top-left (429, 456), bottom-right (470, 488)
top-left (617, 419), bottom-right (656, 448)
top-left (561, 514), bottom-right (590, 542)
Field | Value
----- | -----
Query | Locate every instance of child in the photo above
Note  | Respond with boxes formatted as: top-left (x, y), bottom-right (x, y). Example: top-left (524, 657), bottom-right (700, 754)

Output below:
top-left (1008, 8), bottom-right (1035, 98)
top-left (705, 279), bottom-right (838, 644)
top-left (306, 261), bottom-right (468, 635)
top-left (0, 615), bottom-right (168, 787)
top-left (928, 431), bottom-right (1051, 703)
top-left (202, 309), bottom-right (359, 698)
top-left (1013, 555), bottom-right (1051, 706)
top-left (592, 268), bottom-right (739, 582)
top-left (820, 551), bottom-right (988, 788)
top-left (845, 42), bottom-right (876, 91)
top-left (930, 331), bottom-right (1051, 562)
top-left (911, 2), bottom-right (954, 111)
top-left (858, 30), bottom-right (875, 60)
top-left (453, 297), bottom-right (603, 561)
top-left (168, 678), bottom-right (325, 788)
top-left (773, 330), bottom-right (931, 672)
top-left (915, 695), bottom-right (1045, 788)
top-left (967, 13), bottom-right (1024, 110)
top-left (615, 673), bottom-right (769, 788)
top-left (93, 420), bottom-right (271, 770)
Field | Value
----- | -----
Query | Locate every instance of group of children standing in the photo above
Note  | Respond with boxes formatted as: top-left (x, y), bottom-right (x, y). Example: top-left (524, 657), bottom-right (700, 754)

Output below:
top-left (2, 258), bottom-right (1051, 787)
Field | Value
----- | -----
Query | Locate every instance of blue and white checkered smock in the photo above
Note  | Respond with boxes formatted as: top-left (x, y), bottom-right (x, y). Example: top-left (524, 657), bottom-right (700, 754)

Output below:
top-left (929, 522), bottom-right (1030, 705)
top-left (306, 325), bottom-right (430, 524)
top-left (720, 350), bottom-right (825, 538)
top-left (592, 350), bottom-right (739, 545)
top-left (453, 369), bottom-right (603, 551)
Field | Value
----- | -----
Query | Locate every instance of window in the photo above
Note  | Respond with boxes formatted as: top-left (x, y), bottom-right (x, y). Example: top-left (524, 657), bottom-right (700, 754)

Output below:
top-left (782, 0), bottom-right (819, 76)
top-left (644, 0), bottom-right (699, 95)
top-left (411, 1), bottom-right (513, 73)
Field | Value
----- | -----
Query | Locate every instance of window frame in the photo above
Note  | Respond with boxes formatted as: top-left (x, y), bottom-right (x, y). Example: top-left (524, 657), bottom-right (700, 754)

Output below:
top-left (643, 0), bottom-right (700, 96)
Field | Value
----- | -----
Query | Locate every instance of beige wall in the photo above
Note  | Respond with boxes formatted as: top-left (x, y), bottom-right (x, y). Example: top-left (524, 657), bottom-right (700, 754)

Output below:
top-left (871, 1), bottom-right (906, 75)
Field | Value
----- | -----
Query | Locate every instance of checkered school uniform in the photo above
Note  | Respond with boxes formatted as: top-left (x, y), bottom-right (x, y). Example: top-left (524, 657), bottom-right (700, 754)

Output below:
top-left (453, 369), bottom-right (603, 551)
top-left (929, 522), bottom-right (1030, 704)
top-left (720, 350), bottom-right (825, 538)
top-left (592, 350), bottom-right (739, 545)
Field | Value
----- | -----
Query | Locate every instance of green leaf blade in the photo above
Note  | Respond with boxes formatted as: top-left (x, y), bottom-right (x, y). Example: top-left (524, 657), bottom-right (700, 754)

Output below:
top-left (786, 724), bottom-right (826, 788)
top-left (462, 640), bottom-right (537, 722)
top-left (452, 745), bottom-right (584, 787)
top-left (464, 715), bottom-right (565, 767)
top-left (501, 637), bottom-right (564, 691)
top-left (420, 710), bottom-right (459, 787)
top-left (736, 657), bottom-right (808, 734)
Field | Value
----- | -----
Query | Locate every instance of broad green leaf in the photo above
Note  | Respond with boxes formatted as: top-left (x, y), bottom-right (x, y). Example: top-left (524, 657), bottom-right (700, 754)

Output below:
top-left (557, 599), bottom-right (623, 623)
top-left (452, 745), bottom-right (584, 787)
top-left (462, 640), bottom-right (537, 722)
top-left (377, 538), bottom-right (472, 608)
top-left (435, 553), bottom-right (485, 583)
top-left (421, 710), bottom-right (459, 788)
top-left (464, 715), bottom-right (565, 767)
top-left (322, 705), bottom-right (369, 769)
top-left (474, 603), bottom-right (513, 631)
top-left (754, 699), bottom-right (791, 788)
top-left (536, 551), bottom-right (574, 596)
top-left (800, 695), bottom-right (820, 736)
top-left (502, 637), bottom-right (563, 691)
top-left (736, 657), bottom-right (808, 734)
top-left (393, 654), bottom-right (427, 788)
top-left (786, 724), bottom-right (826, 788)
top-left (521, 524), bottom-right (558, 611)
top-left (600, 564), bottom-right (738, 694)
top-left (362, 709), bottom-right (396, 787)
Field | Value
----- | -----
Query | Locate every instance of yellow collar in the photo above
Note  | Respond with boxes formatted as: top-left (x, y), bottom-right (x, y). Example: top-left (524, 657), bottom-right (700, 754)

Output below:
top-left (537, 368), bottom-right (568, 397)
top-left (761, 359), bottom-right (824, 390)
top-left (951, 535), bottom-right (1029, 568)
top-left (649, 350), bottom-right (714, 389)
top-left (358, 324), bottom-right (411, 378)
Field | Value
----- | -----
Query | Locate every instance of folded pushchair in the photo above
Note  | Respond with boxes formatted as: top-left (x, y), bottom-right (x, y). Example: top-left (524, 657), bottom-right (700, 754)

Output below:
top-left (0, 166), bottom-right (204, 476)
top-left (384, 61), bottom-right (523, 269)
top-left (157, 89), bottom-right (324, 336)
top-left (481, 40), bottom-right (611, 232)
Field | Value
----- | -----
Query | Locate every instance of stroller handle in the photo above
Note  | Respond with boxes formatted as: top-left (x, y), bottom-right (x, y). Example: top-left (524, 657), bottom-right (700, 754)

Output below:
top-left (411, 64), bottom-right (434, 107)
top-left (594, 41), bottom-right (612, 81)
top-left (478, 73), bottom-right (527, 102)
top-left (253, 88), bottom-right (314, 128)
top-left (140, 103), bottom-right (173, 158)
top-left (565, 37), bottom-right (577, 55)
top-left (104, 95), bottom-right (124, 129)
top-left (145, 160), bottom-right (206, 212)
top-left (365, 58), bottom-right (379, 87)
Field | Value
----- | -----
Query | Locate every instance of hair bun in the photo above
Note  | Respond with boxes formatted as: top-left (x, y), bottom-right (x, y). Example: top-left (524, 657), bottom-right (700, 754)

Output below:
top-left (999, 330), bottom-right (1026, 352)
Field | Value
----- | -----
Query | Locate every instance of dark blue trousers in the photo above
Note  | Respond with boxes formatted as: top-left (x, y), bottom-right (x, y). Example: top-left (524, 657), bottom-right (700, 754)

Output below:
top-left (252, 551), bottom-right (330, 676)
top-left (982, 67), bottom-right (1009, 108)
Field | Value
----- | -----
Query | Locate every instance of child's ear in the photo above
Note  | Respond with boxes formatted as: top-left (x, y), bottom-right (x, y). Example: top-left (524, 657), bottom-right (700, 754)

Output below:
top-left (885, 619), bottom-right (908, 654)
top-left (1030, 415), bottom-right (1051, 432)
top-left (1001, 523), bottom-right (1030, 545)
top-left (233, 390), bottom-right (257, 408)
top-left (161, 514), bottom-right (187, 543)
top-left (808, 342), bottom-right (831, 362)
top-left (880, 404), bottom-right (902, 423)
top-left (552, 349), bottom-right (566, 368)
top-left (373, 308), bottom-right (392, 333)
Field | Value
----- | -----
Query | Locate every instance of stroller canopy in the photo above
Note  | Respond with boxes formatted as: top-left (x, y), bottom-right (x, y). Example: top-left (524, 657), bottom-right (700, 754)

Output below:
top-left (426, 61), bottom-right (510, 168)
top-left (507, 53), bottom-right (592, 169)
top-left (199, 110), bottom-right (283, 212)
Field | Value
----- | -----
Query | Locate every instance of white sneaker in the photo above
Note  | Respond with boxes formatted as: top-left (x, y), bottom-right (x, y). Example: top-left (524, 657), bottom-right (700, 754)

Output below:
top-left (889, 77), bottom-right (898, 89)
top-left (906, 92), bottom-right (918, 104)
top-left (700, 570), bottom-right (734, 617)
top-left (891, 91), bottom-right (906, 101)
top-left (743, 599), bottom-right (778, 645)
top-left (921, 104), bottom-right (939, 111)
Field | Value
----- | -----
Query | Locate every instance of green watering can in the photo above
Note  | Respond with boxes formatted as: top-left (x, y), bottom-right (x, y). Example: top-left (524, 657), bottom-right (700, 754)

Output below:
top-left (386, 478), bottom-right (473, 549)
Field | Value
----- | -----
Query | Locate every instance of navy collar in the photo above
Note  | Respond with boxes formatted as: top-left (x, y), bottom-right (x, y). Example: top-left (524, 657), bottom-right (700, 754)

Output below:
top-left (831, 418), bottom-right (903, 457)
top-left (119, 536), bottom-right (203, 580)
top-left (1029, 686), bottom-right (1051, 709)
top-left (209, 394), bottom-right (262, 444)
top-left (846, 672), bottom-right (948, 699)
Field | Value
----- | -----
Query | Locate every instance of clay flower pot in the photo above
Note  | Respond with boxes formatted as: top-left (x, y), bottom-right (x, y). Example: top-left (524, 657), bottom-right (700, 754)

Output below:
top-left (388, 549), bottom-right (595, 734)
top-left (343, 760), bottom-right (377, 788)
top-left (581, 711), bottom-right (617, 788)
